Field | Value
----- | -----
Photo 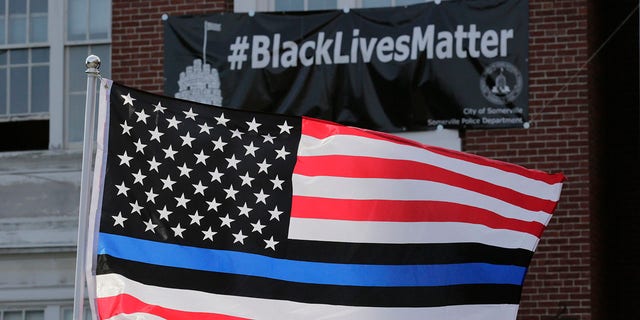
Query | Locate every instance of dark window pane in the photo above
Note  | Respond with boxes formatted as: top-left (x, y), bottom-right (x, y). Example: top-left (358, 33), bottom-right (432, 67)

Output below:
top-left (67, 0), bottom-right (88, 40)
top-left (3, 311), bottom-right (23, 320)
top-left (397, 0), bottom-right (424, 6)
top-left (68, 93), bottom-right (85, 142)
top-left (0, 17), bottom-right (5, 44)
top-left (275, 0), bottom-right (304, 11)
top-left (10, 48), bottom-right (28, 64)
top-left (31, 47), bottom-right (48, 63)
top-left (89, 0), bottom-right (109, 39)
top-left (8, 0), bottom-right (25, 14)
top-left (10, 66), bottom-right (28, 114)
top-left (361, 0), bottom-right (391, 8)
top-left (8, 15), bottom-right (26, 43)
top-left (31, 65), bottom-right (48, 112)
top-left (30, 0), bottom-right (47, 13)
top-left (0, 120), bottom-right (49, 151)
top-left (25, 310), bottom-right (45, 320)
top-left (308, 0), bottom-right (336, 10)
top-left (68, 46), bottom-right (87, 92)
top-left (0, 70), bottom-right (6, 115)
top-left (30, 15), bottom-right (47, 42)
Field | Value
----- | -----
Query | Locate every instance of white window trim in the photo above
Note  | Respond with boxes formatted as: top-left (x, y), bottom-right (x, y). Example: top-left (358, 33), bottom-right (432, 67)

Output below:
top-left (49, 0), bottom-right (65, 149)
top-left (234, 0), bottom-right (443, 12)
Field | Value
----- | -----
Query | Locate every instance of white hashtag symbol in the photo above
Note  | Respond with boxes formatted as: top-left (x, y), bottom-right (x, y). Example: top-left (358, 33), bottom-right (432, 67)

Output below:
top-left (228, 36), bottom-right (250, 70)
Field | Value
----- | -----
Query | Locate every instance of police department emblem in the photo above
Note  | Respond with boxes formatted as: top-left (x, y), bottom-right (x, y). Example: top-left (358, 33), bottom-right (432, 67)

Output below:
top-left (480, 61), bottom-right (523, 105)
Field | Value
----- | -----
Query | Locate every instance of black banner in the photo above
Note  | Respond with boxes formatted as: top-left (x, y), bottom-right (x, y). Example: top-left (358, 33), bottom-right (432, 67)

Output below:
top-left (163, 0), bottom-right (528, 132)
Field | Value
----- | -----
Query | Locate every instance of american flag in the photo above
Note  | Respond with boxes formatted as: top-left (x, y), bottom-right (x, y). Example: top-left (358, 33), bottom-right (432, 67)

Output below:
top-left (88, 79), bottom-right (564, 319)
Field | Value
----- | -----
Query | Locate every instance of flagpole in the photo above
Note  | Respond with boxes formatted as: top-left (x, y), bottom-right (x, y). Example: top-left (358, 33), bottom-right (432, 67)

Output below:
top-left (73, 55), bottom-right (101, 320)
top-left (203, 21), bottom-right (207, 64)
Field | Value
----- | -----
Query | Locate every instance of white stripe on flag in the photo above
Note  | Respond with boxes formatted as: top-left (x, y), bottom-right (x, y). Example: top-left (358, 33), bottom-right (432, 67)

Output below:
top-left (106, 314), bottom-right (165, 320)
top-left (97, 273), bottom-right (520, 320)
top-left (292, 174), bottom-right (552, 225)
top-left (288, 218), bottom-right (541, 250)
top-left (298, 134), bottom-right (563, 201)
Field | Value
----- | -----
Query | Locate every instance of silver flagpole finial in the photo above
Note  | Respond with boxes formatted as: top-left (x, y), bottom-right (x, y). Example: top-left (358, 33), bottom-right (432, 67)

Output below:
top-left (85, 54), bottom-right (101, 74)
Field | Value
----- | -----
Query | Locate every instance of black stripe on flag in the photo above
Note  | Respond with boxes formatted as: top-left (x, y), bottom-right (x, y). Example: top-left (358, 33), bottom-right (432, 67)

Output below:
top-left (97, 254), bottom-right (523, 308)
top-left (286, 239), bottom-right (534, 266)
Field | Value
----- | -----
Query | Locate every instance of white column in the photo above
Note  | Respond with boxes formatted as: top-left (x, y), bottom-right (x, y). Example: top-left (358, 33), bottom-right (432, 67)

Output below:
top-left (48, 0), bottom-right (65, 149)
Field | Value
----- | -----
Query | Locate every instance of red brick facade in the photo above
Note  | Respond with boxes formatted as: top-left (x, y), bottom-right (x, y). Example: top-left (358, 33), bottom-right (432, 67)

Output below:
top-left (111, 1), bottom-right (597, 319)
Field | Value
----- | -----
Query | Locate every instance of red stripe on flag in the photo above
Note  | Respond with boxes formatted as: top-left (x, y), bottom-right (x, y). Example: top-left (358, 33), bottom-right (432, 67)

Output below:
top-left (97, 294), bottom-right (248, 320)
top-left (294, 155), bottom-right (558, 213)
top-left (291, 196), bottom-right (546, 237)
top-left (300, 117), bottom-right (565, 185)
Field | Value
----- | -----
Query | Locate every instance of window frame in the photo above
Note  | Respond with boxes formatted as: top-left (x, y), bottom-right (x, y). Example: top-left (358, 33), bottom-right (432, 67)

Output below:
top-left (0, 0), bottom-right (50, 123)
top-left (49, 0), bottom-right (111, 149)
top-left (0, 46), bottom-right (50, 121)
top-left (0, 0), bottom-right (112, 150)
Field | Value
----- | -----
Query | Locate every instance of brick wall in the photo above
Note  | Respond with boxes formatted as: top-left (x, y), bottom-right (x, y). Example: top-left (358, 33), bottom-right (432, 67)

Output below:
top-left (112, 0), bottom-right (594, 319)
top-left (464, 1), bottom-right (591, 319)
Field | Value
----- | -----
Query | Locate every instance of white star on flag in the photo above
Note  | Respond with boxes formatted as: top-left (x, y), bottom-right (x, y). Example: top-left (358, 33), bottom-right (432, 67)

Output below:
top-left (183, 108), bottom-right (198, 120)
top-left (149, 127), bottom-right (164, 142)
top-left (232, 230), bottom-right (248, 244)
top-left (115, 182), bottom-right (130, 196)
top-left (246, 118), bottom-right (261, 132)
top-left (212, 137), bottom-right (227, 152)
top-left (135, 109), bottom-right (150, 124)
top-left (264, 236), bottom-right (279, 250)
top-left (112, 212), bottom-right (127, 227)
top-left (118, 151), bottom-right (133, 166)
top-left (167, 116), bottom-right (182, 129)
top-left (157, 206), bottom-right (172, 221)
top-left (215, 113), bottom-right (230, 126)
top-left (153, 101), bottom-right (166, 113)
top-left (202, 227), bottom-right (217, 241)
top-left (130, 201), bottom-right (143, 215)
top-left (121, 93), bottom-right (135, 106)
top-left (172, 223), bottom-right (186, 238)
top-left (278, 121), bottom-right (293, 134)
top-left (143, 219), bottom-right (157, 233)
top-left (120, 121), bottom-right (133, 135)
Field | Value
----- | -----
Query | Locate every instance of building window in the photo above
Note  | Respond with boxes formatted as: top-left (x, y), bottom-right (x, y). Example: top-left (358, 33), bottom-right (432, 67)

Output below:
top-left (0, 0), bottom-right (48, 45)
top-left (0, 309), bottom-right (44, 320)
top-left (0, 0), bottom-right (49, 120)
top-left (60, 305), bottom-right (91, 320)
top-left (0, 0), bottom-right (110, 151)
top-left (0, 48), bottom-right (49, 119)
top-left (63, 0), bottom-right (111, 148)
top-left (67, 0), bottom-right (110, 41)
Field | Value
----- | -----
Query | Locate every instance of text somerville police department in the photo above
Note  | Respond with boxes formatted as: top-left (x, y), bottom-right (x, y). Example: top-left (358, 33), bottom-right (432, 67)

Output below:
top-left (229, 24), bottom-right (515, 70)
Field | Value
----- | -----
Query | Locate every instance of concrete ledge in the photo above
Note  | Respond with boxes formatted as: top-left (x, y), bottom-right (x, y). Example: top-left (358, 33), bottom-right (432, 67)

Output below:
top-left (0, 217), bottom-right (78, 250)
top-left (0, 150), bottom-right (83, 219)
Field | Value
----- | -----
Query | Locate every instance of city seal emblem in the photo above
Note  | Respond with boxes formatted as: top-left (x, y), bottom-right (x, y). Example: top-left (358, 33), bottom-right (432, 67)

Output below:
top-left (479, 61), bottom-right (523, 105)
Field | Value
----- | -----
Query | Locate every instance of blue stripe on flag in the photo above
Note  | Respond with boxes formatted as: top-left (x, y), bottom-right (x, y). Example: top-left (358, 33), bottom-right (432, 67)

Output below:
top-left (98, 232), bottom-right (527, 287)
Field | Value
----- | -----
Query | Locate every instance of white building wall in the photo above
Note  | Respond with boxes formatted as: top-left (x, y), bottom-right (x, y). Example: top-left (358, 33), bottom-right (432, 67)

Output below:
top-left (0, 151), bottom-right (82, 318)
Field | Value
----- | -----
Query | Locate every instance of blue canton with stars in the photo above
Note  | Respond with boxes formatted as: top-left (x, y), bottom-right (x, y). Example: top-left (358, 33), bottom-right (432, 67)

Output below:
top-left (99, 82), bottom-right (302, 257)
